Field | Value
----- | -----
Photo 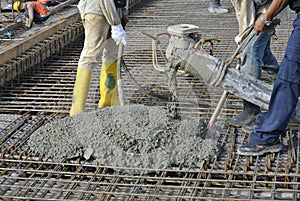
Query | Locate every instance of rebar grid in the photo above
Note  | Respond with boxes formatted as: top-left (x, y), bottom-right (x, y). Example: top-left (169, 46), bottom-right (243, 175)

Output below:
top-left (1, 147), bottom-right (300, 200)
top-left (0, 21), bottom-right (84, 87)
top-left (0, 0), bottom-right (300, 200)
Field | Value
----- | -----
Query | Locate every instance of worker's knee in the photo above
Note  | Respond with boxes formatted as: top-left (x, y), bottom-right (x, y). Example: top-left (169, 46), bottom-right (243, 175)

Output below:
top-left (102, 39), bottom-right (118, 62)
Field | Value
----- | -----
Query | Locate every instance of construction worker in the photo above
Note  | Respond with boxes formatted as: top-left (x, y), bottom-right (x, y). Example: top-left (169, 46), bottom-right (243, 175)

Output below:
top-left (38, 0), bottom-right (59, 7)
top-left (225, 0), bottom-right (280, 132)
top-left (208, 0), bottom-right (229, 14)
top-left (69, 0), bottom-right (128, 116)
top-left (238, 0), bottom-right (300, 156)
top-left (13, 1), bottom-right (49, 29)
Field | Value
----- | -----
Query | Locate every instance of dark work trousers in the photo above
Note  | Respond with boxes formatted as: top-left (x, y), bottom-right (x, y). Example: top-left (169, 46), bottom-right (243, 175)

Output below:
top-left (45, 0), bottom-right (59, 7)
top-left (209, 0), bottom-right (220, 7)
top-left (250, 14), bottom-right (300, 145)
top-left (25, 11), bottom-right (49, 23)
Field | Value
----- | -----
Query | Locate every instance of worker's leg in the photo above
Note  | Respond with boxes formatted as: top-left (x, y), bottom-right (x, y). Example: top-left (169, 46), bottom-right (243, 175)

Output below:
top-left (242, 111), bottom-right (267, 133)
top-left (250, 78), bottom-right (300, 144)
top-left (231, 0), bottom-right (256, 44)
top-left (238, 78), bottom-right (299, 156)
top-left (209, 0), bottom-right (220, 7)
top-left (226, 100), bottom-right (260, 127)
top-left (240, 29), bottom-right (274, 79)
top-left (25, 12), bottom-right (49, 23)
top-left (262, 40), bottom-right (280, 72)
top-left (225, 29), bottom-right (273, 127)
top-left (208, 0), bottom-right (228, 14)
top-left (98, 39), bottom-right (120, 108)
top-left (70, 14), bottom-right (109, 116)
top-left (262, 23), bottom-right (280, 74)
top-left (251, 17), bottom-right (300, 143)
top-left (238, 16), bottom-right (300, 155)
top-left (32, 13), bottom-right (49, 23)
top-left (70, 68), bottom-right (92, 116)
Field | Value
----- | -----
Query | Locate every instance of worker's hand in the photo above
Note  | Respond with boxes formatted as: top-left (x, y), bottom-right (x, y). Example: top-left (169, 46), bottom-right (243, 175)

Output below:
top-left (236, 52), bottom-right (243, 59)
top-left (254, 15), bottom-right (265, 35)
top-left (25, 19), bottom-right (32, 29)
top-left (111, 24), bottom-right (127, 47)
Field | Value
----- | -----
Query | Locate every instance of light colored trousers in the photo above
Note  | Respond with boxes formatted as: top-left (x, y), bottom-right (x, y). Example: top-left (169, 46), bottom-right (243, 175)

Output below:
top-left (78, 13), bottom-right (118, 70)
top-left (231, 0), bottom-right (270, 44)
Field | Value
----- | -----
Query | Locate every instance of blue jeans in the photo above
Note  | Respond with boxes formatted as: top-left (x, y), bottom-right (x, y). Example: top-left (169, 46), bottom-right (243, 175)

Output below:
top-left (25, 11), bottom-right (49, 23)
top-left (240, 28), bottom-right (279, 79)
top-left (250, 15), bottom-right (300, 145)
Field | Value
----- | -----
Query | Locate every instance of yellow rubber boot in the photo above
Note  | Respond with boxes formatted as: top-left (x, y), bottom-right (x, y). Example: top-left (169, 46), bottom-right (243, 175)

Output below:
top-left (70, 68), bottom-right (92, 116)
top-left (98, 62), bottom-right (120, 109)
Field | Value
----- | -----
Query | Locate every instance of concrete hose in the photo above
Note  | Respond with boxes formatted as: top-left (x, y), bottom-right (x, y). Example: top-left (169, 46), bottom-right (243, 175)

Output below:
top-left (121, 59), bottom-right (172, 100)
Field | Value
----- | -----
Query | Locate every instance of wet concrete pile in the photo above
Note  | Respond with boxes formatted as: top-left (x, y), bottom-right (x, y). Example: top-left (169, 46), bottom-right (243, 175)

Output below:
top-left (28, 104), bottom-right (220, 174)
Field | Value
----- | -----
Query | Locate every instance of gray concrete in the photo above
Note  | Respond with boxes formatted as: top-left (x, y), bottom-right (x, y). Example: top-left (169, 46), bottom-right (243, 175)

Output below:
top-left (29, 104), bottom-right (220, 174)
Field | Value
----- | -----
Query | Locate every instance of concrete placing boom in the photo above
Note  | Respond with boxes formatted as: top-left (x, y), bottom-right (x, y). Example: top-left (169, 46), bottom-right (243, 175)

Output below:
top-left (162, 24), bottom-right (300, 121)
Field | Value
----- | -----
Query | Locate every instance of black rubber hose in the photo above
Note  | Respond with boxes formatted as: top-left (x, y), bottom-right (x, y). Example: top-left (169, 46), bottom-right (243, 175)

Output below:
top-left (121, 59), bottom-right (172, 100)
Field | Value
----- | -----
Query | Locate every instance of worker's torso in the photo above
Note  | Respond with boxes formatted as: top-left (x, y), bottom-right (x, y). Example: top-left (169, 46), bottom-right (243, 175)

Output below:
top-left (30, 1), bottom-right (49, 15)
top-left (77, 0), bottom-right (126, 15)
top-left (77, 0), bottom-right (127, 26)
top-left (77, 0), bottom-right (104, 16)
top-left (38, 0), bottom-right (51, 3)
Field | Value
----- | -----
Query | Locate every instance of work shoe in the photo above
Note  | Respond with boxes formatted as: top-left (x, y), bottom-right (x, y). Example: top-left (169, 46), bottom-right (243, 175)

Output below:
top-left (208, 6), bottom-right (228, 14)
top-left (262, 65), bottom-right (279, 75)
top-left (263, 68), bottom-right (279, 75)
top-left (225, 111), bottom-right (256, 127)
top-left (225, 100), bottom-right (260, 127)
top-left (242, 121), bottom-right (257, 133)
top-left (98, 62), bottom-right (120, 109)
top-left (262, 65), bottom-right (279, 81)
top-left (237, 140), bottom-right (283, 156)
top-left (242, 112), bottom-right (267, 133)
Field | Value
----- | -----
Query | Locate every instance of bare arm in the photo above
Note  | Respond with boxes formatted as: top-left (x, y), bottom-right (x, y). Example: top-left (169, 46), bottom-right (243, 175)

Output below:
top-left (26, 3), bottom-right (35, 28)
top-left (254, 0), bottom-right (290, 35)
